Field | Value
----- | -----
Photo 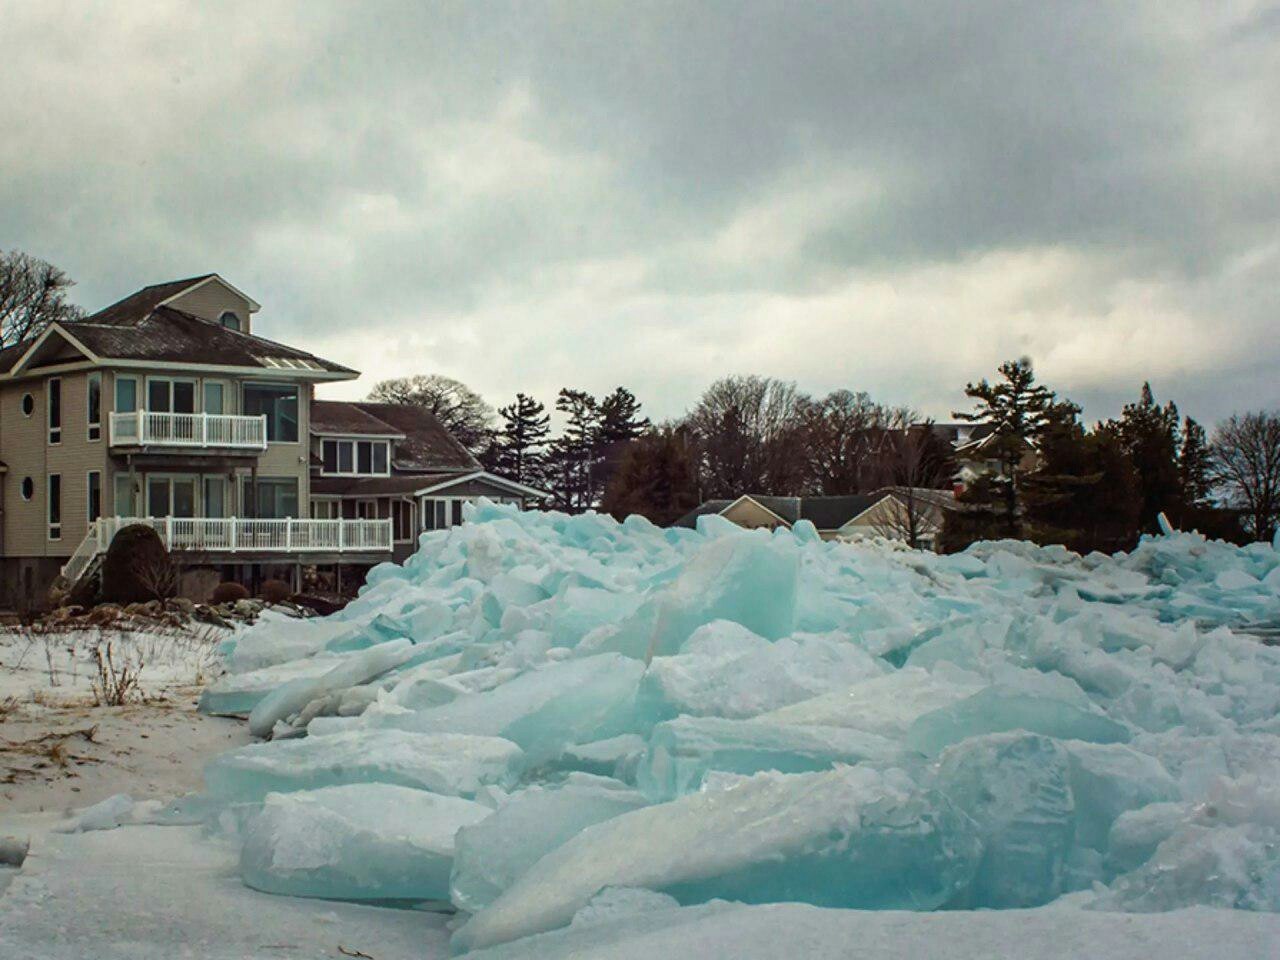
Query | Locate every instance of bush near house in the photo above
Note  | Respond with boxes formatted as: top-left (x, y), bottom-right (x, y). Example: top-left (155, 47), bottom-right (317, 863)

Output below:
top-left (211, 581), bottom-right (250, 604)
top-left (259, 579), bottom-right (293, 604)
top-left (100, 525), bottom-right (178, 605)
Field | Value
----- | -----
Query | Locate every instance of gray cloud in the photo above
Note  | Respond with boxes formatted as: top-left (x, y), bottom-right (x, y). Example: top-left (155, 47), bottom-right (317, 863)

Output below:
top-left (1, 1), bottom-right (1276, 425)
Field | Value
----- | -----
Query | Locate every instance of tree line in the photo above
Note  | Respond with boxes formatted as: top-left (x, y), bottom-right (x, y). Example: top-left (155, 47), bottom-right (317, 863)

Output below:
top-left (371, 362), bottom-right (1280, 552)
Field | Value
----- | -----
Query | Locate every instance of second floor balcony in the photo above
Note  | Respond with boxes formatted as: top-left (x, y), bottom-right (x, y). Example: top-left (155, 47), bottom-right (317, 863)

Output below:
top-left (109, 410), bottom-right (268, 451)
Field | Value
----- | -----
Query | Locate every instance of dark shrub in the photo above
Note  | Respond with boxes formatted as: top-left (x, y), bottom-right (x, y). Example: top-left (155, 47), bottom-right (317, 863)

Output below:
top-left (211, 581), bottom-right (250, 604)
top-left (100, 524), bottom-right (176, 604)
top-left (259, 579), bottom-right (293, 604)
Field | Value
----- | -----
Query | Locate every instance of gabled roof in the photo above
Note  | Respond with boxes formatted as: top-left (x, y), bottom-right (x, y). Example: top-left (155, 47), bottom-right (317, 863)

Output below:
top-left (309, 400), bottom-right (479, 473)
top-left (800, 495), bottom-right (881, 530)
top-left (85, 274), bottom-right (217, 326)
top-left (1, 274), bottom-right (352, 380)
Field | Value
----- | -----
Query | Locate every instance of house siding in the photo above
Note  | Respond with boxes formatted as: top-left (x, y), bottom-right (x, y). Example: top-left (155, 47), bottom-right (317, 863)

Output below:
top-left (0, 371), bottom-right (110, 558)
top-left (720, 498), bottom-right (789, 530)
top-left (167, 280), bottom-right (254, 334)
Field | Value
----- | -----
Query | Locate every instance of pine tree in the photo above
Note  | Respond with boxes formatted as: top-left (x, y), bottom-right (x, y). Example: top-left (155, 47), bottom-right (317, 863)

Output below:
top-left (1108, 383), bottom-right (1182, 533)
top-left (1179, 416), bottom-right (1213, 510)
top-left (493, 393), bottom-right (550, 487)
top-left (950, 357), bottom-right (1057, 540)
top-left (1023, 402), bottom-right (1140, 553)
top-left (600, 426), bottom-right (700, 525)
top-left (545, 389), bottom-right (601, 512)
top-left (596, 387), bottom-right (651, 495)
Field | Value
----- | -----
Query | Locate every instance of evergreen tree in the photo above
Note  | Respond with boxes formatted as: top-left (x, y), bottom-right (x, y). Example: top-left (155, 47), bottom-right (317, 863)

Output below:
top-left (1022, 403), bottom-right (1141, 553)
top-left (545, 388), bottom-right (602, 512)
top-left (600, 426), bottom-right (701, 526)
top-left (492, 393), bottom-right (550, 487)
top-left (596, 386), bottom-right (651, 495)
top-left (1179, 416), bottom-right (1213, 510)
top-left (949, 357), bottom-right (1057, 540)
top-left (1108, 383), bottom-right (1182, 533)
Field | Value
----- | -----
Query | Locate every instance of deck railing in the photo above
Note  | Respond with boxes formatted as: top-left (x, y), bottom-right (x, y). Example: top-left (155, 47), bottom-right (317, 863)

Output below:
top-left (109, 411), bottom-right (268, 449)
top-left (60, 516), bottom-right (393, 581)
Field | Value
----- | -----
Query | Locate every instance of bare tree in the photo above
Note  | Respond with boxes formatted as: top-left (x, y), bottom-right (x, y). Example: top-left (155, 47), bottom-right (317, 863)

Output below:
top-left (800, 390), bottom-right (912, 494)
top-left (683, 376), bottom-right (808, 497)
top-left (872, 423), bottom-right (951, 548)
top-left (1211, 412), bottom-right (1280, 542)
top-left (0, 250), bottom-right (85, 348)
top-left (367, 374), bottom-right (495, 454)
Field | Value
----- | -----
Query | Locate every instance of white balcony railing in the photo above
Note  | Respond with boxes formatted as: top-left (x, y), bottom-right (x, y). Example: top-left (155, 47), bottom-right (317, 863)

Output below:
top-left (109, 411), bottom-right (268, 449)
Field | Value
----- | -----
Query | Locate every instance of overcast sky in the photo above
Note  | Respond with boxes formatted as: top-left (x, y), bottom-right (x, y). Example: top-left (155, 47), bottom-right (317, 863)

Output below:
top-left (2, 2), bottom-right (1277, 426)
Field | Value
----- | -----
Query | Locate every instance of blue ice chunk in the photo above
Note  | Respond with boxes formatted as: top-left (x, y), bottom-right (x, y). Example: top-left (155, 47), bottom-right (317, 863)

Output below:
top-left (1063, 741), bottom-right (1179, 852)
top-left (936, 733), bottom-right (1075, 907)
top-left (906, 683), bottom-right (1130, 756)
top-left (451, 767), bottom-right (982, 953)
top-left (205, 728), bottom-right (523, 801)
top-left (247, 639), bottom-right (417, 737)
top-left (637, 621), bottom-right (886, 722)
top-left (637, 716), bottom-right (903, 799)
top-left (241, 784), bottom-right (489, 901)
top-left (375, 654), bottom-right (646, 763)
top-left (450, 774), bottom-right (649, 912)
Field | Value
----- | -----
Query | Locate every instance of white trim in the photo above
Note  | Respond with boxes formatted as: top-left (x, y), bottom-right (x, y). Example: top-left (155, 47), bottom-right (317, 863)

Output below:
top-left (9, 323), bottom-right (101, 375)
top-left (411, 470), bottom-right (549, 499)
top-left (310, 428), bottom-right (405, 441)
top-left (155, 274), bottom-right (262, 313)
top-left (718, 494), bottom-right (792, 527)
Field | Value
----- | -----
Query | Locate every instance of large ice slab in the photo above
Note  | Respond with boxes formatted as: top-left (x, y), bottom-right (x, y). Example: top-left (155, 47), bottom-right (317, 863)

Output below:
top-left (636, 715), bottom-right (903, 800)
top-left (451, 767), bottom-right (982, 952)
top-left (637, 620), bottom-right (886, 721)
top-left (241, 783), bottom-right (489, 901)
top-left (451, 774), bottom-right (649, 912)
top-left (205, 728), bottom-right (523, 801)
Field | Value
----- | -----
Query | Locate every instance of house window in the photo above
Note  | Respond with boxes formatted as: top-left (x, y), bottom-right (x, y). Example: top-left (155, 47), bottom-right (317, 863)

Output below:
top-left (320, 438), bottom-right (390, 476)
top-left (47, 377), bottom-right (61, 444)
top-left (87, 372), bottom-right (102, 441)
top-left (21, 393), bottom-right (34, 417)
top-left (203, 381), bottom-right (226, 415)
top-left (243, 383), bottom-right (298, 443)
top-left (218, 310), bottom-right (241, 331)
top-left (243, 477), bottom-right (299, 519)
top-left (311, 499), bottom-right (340, 520)
top-left (115, 376), bottom-right (138, 413)
top-left (203, 477), bottom-right (227, 518)
top-left (48, 474), bottom-right (61, 540)
top-left (87, 471), bottom-right (102, 522)
top-left (148, 377), bottom-right (196, 413)
top-left (21, 477), bottom-right (33, 500)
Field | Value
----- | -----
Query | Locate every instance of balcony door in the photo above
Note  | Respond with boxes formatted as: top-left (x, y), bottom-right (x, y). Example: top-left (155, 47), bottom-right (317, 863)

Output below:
top-left (146, 475), bottom-right (197, 518)
top-left (146, 378), bottom-right (197, 445)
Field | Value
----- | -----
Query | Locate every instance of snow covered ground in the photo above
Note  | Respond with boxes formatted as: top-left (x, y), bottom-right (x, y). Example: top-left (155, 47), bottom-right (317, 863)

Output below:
top-left (5, 503), bottom-right (1280, 958)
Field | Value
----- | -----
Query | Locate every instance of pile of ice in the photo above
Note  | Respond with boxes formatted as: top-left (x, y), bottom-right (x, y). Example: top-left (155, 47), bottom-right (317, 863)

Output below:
top-left (196, 501), bottom-right (1280, 954)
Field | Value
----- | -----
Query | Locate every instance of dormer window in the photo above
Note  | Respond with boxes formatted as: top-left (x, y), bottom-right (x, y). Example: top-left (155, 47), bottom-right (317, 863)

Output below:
top-left (219, 310), bottom-right (241, 330)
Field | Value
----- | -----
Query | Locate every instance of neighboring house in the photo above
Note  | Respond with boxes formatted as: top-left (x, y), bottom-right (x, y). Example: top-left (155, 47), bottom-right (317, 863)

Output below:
top-left (0, 273), bottom-right (539, 602)
top-left (309, 399), bottom-right (546, 562)
top-left (674, 488), bottom-right (955, 549)
top-left (950, 429), bottom-right (1039, 490)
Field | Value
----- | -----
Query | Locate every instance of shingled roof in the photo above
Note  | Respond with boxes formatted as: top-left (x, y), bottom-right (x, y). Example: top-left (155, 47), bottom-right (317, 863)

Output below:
top-left (2, 275), bottom-right (355, 379)
top-left (310, 400), bottom-right (480, 473)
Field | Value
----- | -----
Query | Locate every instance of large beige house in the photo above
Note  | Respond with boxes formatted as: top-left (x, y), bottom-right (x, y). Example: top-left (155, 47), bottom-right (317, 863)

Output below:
top-left (0, 274), bottom-right (542, 602)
